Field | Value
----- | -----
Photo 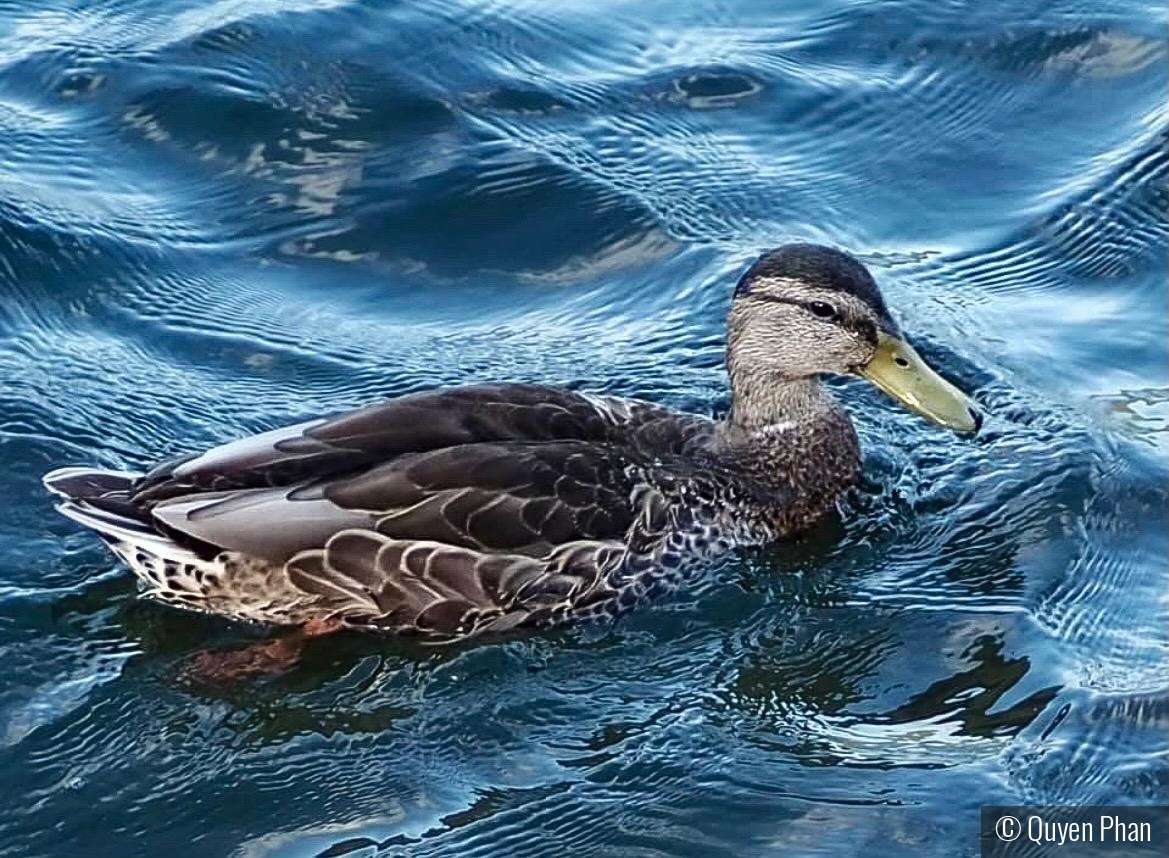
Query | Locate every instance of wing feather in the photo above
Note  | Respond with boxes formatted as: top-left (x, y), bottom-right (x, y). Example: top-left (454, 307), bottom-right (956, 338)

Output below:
top-left (111, 383), bottom-right (724, 631)
top-left (132, 384), bottom-right (710, 506)
top-left (288, 530), bottom-right (624, 635)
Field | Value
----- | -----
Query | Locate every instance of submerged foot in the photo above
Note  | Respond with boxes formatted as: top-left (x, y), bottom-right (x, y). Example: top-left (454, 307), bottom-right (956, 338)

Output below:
top-left (180, 617), bottom-right (344, 684)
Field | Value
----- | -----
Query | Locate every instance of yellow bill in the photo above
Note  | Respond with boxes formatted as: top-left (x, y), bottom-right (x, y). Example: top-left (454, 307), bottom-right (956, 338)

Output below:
top-left (856, 332), bottom-right (981, 433)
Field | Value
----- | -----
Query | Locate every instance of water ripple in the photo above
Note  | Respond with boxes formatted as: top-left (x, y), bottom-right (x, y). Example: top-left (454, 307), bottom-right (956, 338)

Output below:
top-left (0, 0), bottom-right (1165, 856)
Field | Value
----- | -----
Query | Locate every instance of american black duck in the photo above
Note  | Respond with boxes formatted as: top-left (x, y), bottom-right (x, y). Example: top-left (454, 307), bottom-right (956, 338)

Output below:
top-left (45, 244), bottom-right (980, 649)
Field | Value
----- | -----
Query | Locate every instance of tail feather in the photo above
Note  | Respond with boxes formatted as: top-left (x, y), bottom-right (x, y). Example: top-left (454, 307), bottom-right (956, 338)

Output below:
top-left (43, 467), bottom-right (140, 501)
top-left (46, 466), bottom-right (313, 626)
top-left (47, 467), bottom-right (215, 616)
top-left (54, 499), bottom-right (168, 546)
top-left (45, 466), bottom-right (199, 564)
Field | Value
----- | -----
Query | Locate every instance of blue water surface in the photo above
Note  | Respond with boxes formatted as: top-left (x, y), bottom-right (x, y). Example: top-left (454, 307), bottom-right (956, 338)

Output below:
top-left (0, 1), bottom-right (1166, 856)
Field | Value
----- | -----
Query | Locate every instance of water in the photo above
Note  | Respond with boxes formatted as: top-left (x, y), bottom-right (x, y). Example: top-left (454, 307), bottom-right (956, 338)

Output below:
top-left (0, 0), bottom-right (1165, 855)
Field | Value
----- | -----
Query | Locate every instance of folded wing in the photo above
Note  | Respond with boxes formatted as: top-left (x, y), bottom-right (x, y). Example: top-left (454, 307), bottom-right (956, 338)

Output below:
top-left (149, 439), bottom-right (644, 563)
top-left (132, 383), bottom-right (695, 505)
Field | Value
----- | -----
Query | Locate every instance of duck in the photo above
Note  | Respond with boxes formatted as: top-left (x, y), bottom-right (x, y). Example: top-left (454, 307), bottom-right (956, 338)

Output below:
top-left (44, 244), bottom-right (980, 647)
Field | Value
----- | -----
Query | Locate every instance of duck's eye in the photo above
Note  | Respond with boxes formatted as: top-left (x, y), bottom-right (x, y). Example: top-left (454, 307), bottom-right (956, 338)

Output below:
top-left (809, 301), bottom-right (837, 319)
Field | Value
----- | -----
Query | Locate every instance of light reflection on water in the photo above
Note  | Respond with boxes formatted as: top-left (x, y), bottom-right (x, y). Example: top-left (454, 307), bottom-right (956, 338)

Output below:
top-left (0, 0), bottom-right (1165, 855)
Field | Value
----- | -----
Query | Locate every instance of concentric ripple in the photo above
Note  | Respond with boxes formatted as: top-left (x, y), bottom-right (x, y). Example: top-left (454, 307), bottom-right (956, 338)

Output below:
top-left (0, 0), bottom-right (1165, 856)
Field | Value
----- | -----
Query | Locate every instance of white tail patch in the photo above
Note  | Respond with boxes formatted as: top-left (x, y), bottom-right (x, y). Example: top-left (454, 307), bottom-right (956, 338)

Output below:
top-left (55, 500), bottom-right (211, 595)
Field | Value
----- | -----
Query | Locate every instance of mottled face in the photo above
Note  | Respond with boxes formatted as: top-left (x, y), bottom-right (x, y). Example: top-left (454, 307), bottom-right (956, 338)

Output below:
top-left (728, 244), bottom-right (895, 379)
top-left (728, 244), bottom-right (982, 432)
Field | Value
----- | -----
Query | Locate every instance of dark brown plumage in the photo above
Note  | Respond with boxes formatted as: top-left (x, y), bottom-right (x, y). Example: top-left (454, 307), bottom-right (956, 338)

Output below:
top-left (44, 245), bottom-right (980, 640)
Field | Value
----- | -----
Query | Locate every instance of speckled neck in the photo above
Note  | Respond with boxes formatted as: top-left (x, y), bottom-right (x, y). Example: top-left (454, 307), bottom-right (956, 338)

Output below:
top-left (726, 370), bottom-right (833, 431)
top-left (720, 370), bottom-right (863, 534)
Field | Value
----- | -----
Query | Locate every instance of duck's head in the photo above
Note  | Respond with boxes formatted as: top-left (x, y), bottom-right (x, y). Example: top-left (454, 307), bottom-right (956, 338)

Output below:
top-left (728, 244), bottom-right (981, 432)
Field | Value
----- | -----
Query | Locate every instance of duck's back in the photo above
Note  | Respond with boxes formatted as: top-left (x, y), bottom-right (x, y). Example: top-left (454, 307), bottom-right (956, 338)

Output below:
top-left (46, 383), bottom-right (757, 637)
